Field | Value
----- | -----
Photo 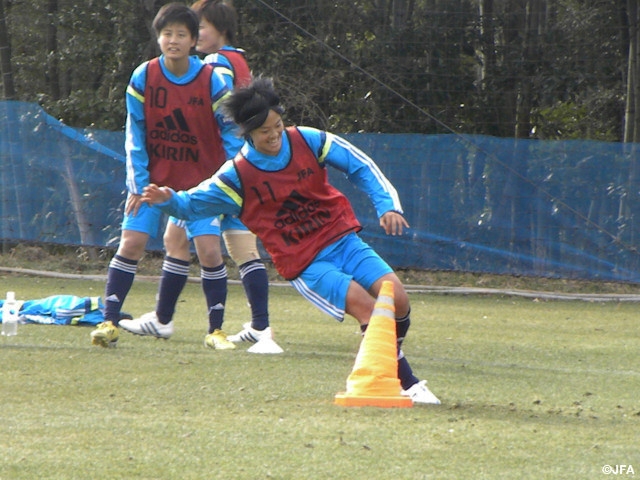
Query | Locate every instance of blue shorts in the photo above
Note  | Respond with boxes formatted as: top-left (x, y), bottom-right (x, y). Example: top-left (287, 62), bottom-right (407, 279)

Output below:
top-left (170, 214), bottom-right (250, 240)
top-left (122, 200), bottom-right (221, 239)
top-left (169, 216), bottom-right (220, 240)
top-left (290, 232), bottom-right (392, 322)
top-left (220, 214), bottom-right (249, 232)
top-left (121, 202), bottom-right (164, 238)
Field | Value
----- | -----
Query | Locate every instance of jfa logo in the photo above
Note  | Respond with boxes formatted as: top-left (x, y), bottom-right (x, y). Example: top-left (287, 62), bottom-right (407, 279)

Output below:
top-left (297, 167), bottom-right (314, 181)
top-left (187, 96), bottom-right (204, 106)
top-left (602, 464), bottom-right (635, 475)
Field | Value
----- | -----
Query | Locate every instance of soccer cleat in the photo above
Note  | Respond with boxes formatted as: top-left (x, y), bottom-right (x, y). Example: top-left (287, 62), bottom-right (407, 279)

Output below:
top-left (119, 311), bottom-right (173, 339)
top-left (228, 322), bottom-right (273, 343)
top-left (401, 380), bottom-right (441, 405)
top-left (90, 321), bottom-right (119, 348)
top-left (204, 329), bottom-right (236, 350)
top-left (247, 338), bottom-right (284, 354)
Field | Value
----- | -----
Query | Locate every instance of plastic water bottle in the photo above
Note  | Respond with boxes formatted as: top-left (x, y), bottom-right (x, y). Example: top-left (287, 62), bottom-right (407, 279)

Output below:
top-left (2, 291), bottom-right (19, 336)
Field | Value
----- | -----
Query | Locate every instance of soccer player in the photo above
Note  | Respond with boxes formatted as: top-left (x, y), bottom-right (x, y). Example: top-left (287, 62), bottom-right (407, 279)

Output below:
top-left (140, 77), bottom-right (441, 404)
top-left (192, 0), bottom-right (251, 87)
top-left (189, 0), bottom-right (276, 349)
top-left (91, 3), bottom-right (241, 349)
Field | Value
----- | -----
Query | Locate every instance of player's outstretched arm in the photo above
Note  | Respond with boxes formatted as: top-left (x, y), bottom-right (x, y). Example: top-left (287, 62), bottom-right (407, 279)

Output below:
top-left (379, 211), bottom-right (410, 236)
top-left (141, 184), bottom-right (173, 205)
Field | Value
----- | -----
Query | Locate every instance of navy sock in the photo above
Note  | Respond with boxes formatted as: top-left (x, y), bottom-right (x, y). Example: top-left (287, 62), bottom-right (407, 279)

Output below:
top-left (155, 256), bottom-right (189, 324)
top-left (396, 311), bottom-right (419, 389)
top-left (397, 352), bottom-right (419, 390)
top-left (104, 255), bottom-right (138, 326)
top-left (239, 260), bottom-right (269, 331)
top-left (201, 263), bottom-right (227, 333)
top-left (396, 310), bottom-right (411, 349)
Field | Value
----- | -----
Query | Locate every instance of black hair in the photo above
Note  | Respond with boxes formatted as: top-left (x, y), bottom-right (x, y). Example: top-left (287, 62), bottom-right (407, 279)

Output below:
top-left (222, 76), bottom-right (284, 136)
top-left (191, 0), bottom-right (238, 44)
top-left (152, 3), bottom-right (200, 40)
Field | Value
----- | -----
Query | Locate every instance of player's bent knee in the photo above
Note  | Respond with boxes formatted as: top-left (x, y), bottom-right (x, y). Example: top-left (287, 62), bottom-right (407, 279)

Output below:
top-left (117, 231), bottom-right (149, 260)
top-left (223, 230), bottom-right (260, 265)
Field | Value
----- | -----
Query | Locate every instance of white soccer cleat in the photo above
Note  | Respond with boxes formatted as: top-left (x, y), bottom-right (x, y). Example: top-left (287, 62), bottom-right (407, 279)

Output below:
top-left (228, 322), bottom-right (283, 353)
top-left (228, 323), bottom-right (272, 343)
top-left (119, 311), bottom-right (174, 339)
top-left (401, 380), bottom-right (441, 405)
top-left (247, 337), bottom-right (284, 354)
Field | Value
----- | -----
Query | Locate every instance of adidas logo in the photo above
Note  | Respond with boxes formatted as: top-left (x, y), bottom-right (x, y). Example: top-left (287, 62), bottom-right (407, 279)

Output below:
top-left (209, 303), bottom-right (225, 312)
top-left (148, 108), bottom-right (199, 162)
top-left (274, 190), bottom-right (331, 245)
top-left (105, 294), bottom-right (120, 303)
top-left (275, 190), bottom-right (319, 219)
top-left (155, 108), bottom-right (190, 131)
top-left (149, 108), bottom-right (197, 145)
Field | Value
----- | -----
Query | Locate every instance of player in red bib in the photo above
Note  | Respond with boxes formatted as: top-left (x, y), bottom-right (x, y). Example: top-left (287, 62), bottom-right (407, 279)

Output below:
top-left (190, 0), bottom-right (275, 350)
top-left (91, 3), bottom-right (243, 350)
top-left (193, 0), bottom-right (252, 88)
top-left (141, 77), bottom-right (441, 404)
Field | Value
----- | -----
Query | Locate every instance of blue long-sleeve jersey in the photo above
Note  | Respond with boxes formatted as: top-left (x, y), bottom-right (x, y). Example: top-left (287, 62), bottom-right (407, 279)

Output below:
top-left (156, 126), bottom-right (403, 222)
top-left (124, 55), bottom-right (243, 195)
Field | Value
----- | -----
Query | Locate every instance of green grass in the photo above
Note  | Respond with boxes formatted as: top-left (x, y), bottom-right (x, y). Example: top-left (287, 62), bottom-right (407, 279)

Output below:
top-left (0, 274), bottom-right (638, 479)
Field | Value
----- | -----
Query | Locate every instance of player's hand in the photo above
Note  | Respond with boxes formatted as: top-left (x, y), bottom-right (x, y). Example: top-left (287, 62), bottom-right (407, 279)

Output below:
top-left (125, 194), bottom-right (143, 216)
top-left (142, 184), bottom-right (172, 204)
top-left (379, 211), bottom-right (409, 236)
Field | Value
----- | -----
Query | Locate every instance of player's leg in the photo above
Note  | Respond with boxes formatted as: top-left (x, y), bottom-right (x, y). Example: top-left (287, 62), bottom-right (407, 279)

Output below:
top-left (366, 272), bottom-right (412, 355)
top-left (223, 221), bottom-right (272, 342)
top-left (93, 201), bottom-right (159, 347)
top-left (193, 232), bottom-right (226, 334)
top-left (103, 228), bottom-right (149, 324)
top-left (343, 277), bottom-right (432, 396)
top-left (223, 219), bottom-right (282, 352)
top-left (340, 233), bottom-right (441, 404)
top-left (191, 217), bottom-right (235, 350)
top-left (344, 280), bottom-right (376, 324)
top-left (156, 220), bottom-right (191, 325)
top-left (120, 218), bottom-right (191, 338)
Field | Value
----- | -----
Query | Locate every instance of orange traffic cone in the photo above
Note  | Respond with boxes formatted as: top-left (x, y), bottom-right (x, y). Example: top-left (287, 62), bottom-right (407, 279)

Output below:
top-left (334, 281), bottom-right (413, 408)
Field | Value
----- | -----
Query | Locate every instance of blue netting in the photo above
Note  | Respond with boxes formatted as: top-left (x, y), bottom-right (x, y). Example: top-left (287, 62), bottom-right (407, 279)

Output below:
top-left (0, 101), bottom-right (164, 251)
top-left (2, 100), bottom-right (640, 282)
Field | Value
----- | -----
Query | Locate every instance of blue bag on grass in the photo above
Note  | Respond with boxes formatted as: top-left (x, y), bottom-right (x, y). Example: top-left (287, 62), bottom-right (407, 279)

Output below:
top-left (0, 295), bottom-right (105, 326)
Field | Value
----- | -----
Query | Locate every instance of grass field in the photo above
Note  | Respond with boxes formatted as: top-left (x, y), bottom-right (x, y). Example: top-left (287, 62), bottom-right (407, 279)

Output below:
top-left (0, 273), bottom-right (638, 479)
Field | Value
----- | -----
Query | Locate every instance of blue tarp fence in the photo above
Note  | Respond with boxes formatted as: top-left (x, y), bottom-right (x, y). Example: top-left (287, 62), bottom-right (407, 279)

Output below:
top-left (2, 100), bottom-right (640, 282)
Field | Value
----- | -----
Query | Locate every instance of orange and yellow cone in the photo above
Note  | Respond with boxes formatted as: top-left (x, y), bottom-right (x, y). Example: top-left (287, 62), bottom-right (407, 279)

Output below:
top-left (334, 281), bottom-right (413, 408)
